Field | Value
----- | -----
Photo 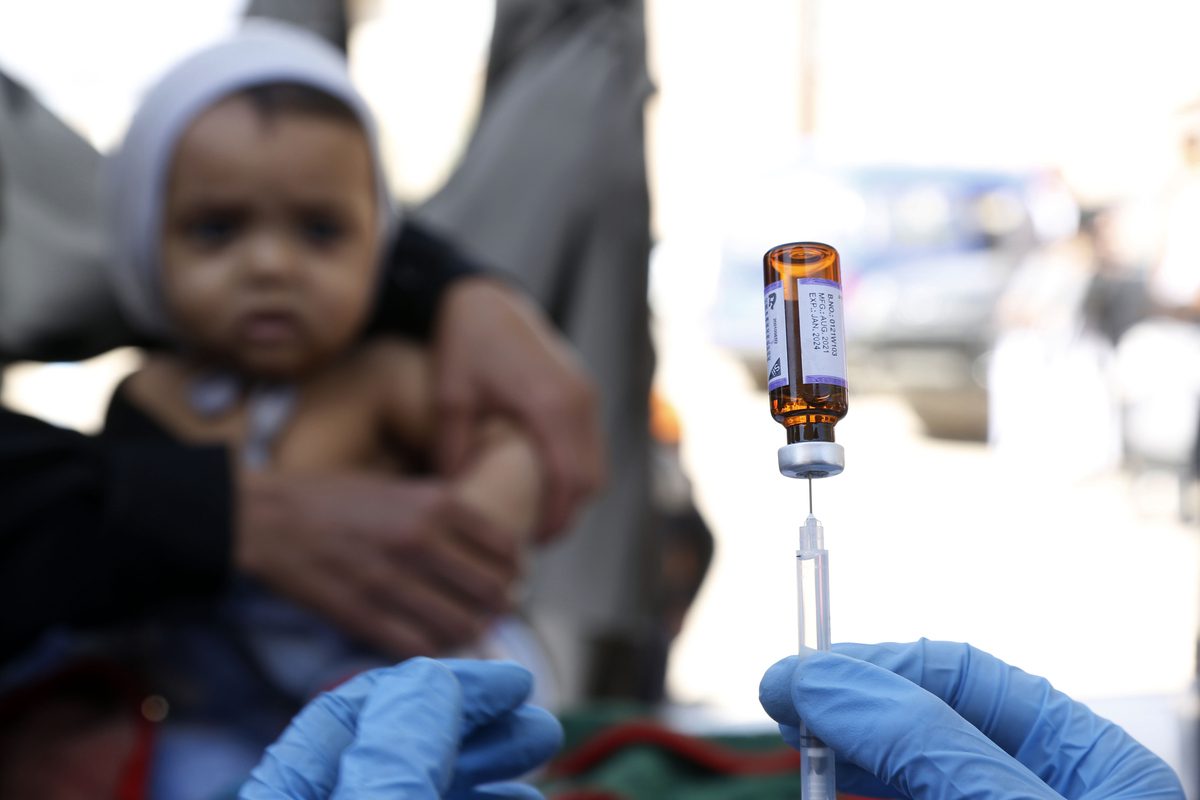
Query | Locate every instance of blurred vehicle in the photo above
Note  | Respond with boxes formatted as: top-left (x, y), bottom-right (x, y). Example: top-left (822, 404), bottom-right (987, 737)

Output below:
top-left (709, 160), bottom-right (1077, 440)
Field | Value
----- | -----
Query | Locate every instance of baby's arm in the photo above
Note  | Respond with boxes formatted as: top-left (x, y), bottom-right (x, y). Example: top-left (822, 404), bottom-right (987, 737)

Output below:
top-left (371, 339), bottom-right (543, 540)
top-left (452, 419), bottom-right (542, 540)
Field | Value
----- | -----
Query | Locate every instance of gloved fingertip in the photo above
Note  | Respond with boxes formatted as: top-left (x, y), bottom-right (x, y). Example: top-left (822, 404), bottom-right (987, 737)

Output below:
top-left (759, 656), bottom-right (801, 726)
top-left (454, 704), bottom-right (564, 788)
top-left (444, 659), bottom-right (535, 727)
top-left (519, 705), bottom-right (565, 756)
top-left (487, 660), bottom-right (535, 694)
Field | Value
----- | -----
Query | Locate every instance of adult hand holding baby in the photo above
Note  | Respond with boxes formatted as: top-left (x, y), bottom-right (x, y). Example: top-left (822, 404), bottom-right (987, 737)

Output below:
top-left (237, 471), bottom-right (521, 657)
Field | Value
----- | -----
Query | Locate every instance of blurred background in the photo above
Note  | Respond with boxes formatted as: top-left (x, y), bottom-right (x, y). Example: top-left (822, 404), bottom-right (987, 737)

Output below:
top-left (3, 0), bottom-right (1199, 791)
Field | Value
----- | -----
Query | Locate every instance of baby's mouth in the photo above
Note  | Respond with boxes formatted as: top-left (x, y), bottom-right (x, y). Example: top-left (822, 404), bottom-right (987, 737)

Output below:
top-left (238, 311), bottom-right (301, 345)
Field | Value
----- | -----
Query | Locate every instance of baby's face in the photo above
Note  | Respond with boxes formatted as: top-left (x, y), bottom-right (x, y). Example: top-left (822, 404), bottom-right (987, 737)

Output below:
top-left (161, 95), bottom-right (381, 379)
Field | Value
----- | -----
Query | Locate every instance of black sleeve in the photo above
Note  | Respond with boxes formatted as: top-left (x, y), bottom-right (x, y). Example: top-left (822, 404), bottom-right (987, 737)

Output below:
top-left (366, 218), bottom-right (487, 340)
top-left (0, 408), bottom-right (234, 660)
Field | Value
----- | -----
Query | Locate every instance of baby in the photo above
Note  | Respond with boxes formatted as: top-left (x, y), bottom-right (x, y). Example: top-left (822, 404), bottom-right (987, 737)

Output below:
top-left (100, 21), bottom-right (547, 799)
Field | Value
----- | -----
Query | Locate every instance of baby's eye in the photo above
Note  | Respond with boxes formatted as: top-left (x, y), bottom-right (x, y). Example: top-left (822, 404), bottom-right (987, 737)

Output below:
top-left (185, 214), bottom-right (240, 247)
top-left (300, 216), bottom-right (344, 246)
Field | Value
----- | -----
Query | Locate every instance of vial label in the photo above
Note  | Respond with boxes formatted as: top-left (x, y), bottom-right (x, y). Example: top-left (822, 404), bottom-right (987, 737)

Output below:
top-left (764, 280), bottom-right (789, 390)
top-left (797, 278), bottom-right (847, 387)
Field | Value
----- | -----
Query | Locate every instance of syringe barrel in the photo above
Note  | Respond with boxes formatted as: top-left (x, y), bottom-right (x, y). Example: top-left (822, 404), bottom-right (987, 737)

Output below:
top-left (800, 743), bottom-right (836, 800)
top-left (797, 516), bottom-right (831, 653)
top-left (797, 514), bottom-right (836, 799)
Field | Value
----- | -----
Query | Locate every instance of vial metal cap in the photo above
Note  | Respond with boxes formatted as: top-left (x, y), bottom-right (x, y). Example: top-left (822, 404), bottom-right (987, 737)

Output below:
top-left (778, 441), bottom-right (844, 479)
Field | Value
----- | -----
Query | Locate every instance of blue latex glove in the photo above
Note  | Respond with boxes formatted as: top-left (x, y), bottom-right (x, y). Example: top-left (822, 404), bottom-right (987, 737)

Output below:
top-left (241, 657), bottom-right (563, 799)
top-left (760, 640), bottom-right (1184, 799)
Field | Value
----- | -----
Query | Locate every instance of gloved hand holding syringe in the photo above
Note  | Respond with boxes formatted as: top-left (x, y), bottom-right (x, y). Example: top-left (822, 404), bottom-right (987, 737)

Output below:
top-left (762, 242), bottom-right (849, 800)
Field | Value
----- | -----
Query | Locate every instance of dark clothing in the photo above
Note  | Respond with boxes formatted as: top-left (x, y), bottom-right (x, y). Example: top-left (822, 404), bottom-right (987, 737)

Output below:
top-left (0, 221), bottom-right (483, 662)
top-left (0, 408), bottom-right (230, 661)
top-left (366, 219), bottom-right (483, 340)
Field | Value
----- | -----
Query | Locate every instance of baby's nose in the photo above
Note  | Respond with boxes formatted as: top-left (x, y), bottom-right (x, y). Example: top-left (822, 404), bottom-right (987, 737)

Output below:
top-left (245, 231), bottom-right (297, 280)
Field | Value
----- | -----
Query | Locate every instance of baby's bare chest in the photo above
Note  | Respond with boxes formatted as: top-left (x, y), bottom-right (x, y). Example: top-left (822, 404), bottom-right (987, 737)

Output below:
top-left (269, 392), bottom-right (394, 471)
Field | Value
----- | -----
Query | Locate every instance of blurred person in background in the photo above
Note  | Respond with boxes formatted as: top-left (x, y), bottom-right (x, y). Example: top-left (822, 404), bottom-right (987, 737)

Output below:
top-left (1149, 100), bottom-right (1200, 493)
top-left (988, 202), bottom-right (1123, 478)
top-left (0, 40), bottom-right (603, 672)
top-left (1150, 100), bottom-right (1200, 321)
top-left (1114, 98), bottom-right (1200, 521)
top-left (0, 19), bottom-right (603, 800)
top-left (17, 21), bottom-right (558, 799)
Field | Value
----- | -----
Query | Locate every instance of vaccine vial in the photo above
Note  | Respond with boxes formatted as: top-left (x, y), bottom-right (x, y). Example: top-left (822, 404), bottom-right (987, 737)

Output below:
top-left (762, 242), bottom-right (849, 478)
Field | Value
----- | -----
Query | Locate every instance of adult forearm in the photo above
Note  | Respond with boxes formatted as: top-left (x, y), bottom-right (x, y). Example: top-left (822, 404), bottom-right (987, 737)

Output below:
top-left (0, 409), bottom-right (233, 659)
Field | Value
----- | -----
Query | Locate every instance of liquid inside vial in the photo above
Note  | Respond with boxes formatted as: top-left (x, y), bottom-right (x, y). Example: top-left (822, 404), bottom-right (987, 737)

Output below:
top-left (762, 242), bottom-right (849, 445)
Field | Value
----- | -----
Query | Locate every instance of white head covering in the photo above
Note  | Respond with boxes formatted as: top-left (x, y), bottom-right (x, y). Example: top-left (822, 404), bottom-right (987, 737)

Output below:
top-left (105, 19), bottom-right (396, 339)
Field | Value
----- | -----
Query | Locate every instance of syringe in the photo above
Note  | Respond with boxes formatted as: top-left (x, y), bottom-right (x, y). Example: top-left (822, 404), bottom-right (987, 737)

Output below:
top-left (796, 507), bottom-right (836, 800)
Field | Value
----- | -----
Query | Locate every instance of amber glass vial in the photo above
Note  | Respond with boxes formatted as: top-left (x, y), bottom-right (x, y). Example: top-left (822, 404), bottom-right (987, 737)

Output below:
top-left (762, 242), bottom-right (849, 446)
